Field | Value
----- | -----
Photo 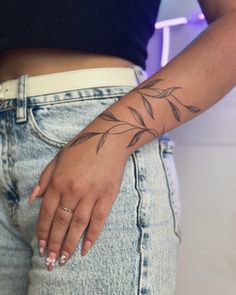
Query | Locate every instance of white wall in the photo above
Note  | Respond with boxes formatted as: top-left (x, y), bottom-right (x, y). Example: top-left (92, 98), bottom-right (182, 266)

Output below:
top-left (146, 1), bottom-right (236, 294)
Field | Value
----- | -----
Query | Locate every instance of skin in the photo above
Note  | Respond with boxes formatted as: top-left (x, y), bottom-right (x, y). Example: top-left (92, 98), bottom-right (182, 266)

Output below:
top-left (3, 0), bottom-right (235, 271)
top-left (0, 48), bottom-right (134, 82)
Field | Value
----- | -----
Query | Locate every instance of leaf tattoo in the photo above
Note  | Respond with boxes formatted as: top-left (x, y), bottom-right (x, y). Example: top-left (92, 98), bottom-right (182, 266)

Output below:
top-left (141, 93), bottom-right (154, 119)
top-left (68, 132), bottom-right (100, 147)
top-left (166, 99), bottom-right (181, 122)
top-left (98, 111), bottom-right (120, 122)
top-left (126, 106), bottom-right (147, 127)
top-left (154, 87), bottom-right (181, 98)
top-left (139, 78), bottom-right (163, 89)
top-left (126, 129), bottom-right (147, 148)
top-left (68, 77), bottom-right (202, 154)
top-left (133, 79), bottom-right (201, 122)
top-left (69, 109), bottom-right (160, 154)
top-left (185, 105), bottom-right (202, 112)
top-left (96, 129), bottom-right (109, 153)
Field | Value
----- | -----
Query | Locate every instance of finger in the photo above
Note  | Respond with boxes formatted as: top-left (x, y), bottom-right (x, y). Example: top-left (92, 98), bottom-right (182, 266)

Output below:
top-left (28, 184), bottom-right (41, 205)
top-left (46, 194), bottom-right (78, 271)
top-left (59, 197), bottom-right (95, 267)
top-left (28, 154), bottom-right (59, 204)
top-left (36, 185), bottom-right (60, 258)
top-left (81, 197), bottom-right (113, 256)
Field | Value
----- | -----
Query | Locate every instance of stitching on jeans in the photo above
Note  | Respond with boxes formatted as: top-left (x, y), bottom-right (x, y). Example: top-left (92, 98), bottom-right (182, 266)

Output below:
top-left (131, 151), bottom-right (144, 295)
top-left (158, 141), bottom-right (182, 243)
top-left (0, 89), bottom-right (132, 112)
top-left (27, 94), bottom-right (123, 108)
top-left (131, 150), bottom-right (147, 294)
top-left (28, 108), bottom-right (66, 148)
top-left (129, 64), bottom-right (148, 294)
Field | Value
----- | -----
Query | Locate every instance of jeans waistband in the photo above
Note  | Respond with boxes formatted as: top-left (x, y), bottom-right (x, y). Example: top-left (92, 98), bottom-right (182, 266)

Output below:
top-left (0, 65), bottom-right (170, 140)
top-left (0, 65), bottom-right (146, 121)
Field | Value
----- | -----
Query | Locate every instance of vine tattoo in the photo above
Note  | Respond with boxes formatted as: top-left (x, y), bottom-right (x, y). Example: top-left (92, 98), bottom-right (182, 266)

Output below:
top-left (67, 79), bottom-right (202, 154)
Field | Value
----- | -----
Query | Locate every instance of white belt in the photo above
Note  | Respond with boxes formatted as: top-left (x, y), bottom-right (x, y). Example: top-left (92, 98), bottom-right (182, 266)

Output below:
top-left (0, 67), bottom-right (140, 100)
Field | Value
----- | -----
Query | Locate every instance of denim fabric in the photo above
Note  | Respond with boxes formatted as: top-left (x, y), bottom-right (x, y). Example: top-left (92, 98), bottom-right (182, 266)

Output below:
top-left (0, 66), bottom-right (182, 294)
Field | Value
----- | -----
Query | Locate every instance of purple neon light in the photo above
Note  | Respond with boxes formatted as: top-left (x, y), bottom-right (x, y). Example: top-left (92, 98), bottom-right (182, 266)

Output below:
top-left (155, 13), bottom-right (205, 29)
top-left (198, 13), bottom-right (205, 20)
top-left (161, 27), bottom-right (170, 67)
top-left (155, 17), bottom-right (188, 29)
top-left (155, 13), bottom-right (206, 67)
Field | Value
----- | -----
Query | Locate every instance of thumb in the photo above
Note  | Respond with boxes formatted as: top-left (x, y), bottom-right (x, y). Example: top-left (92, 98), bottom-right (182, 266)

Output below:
top-left (28, 153), bottom-right (59, 205)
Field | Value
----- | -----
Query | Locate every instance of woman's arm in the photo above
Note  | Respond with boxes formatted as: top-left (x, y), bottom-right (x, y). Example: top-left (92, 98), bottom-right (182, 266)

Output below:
top-left (33, 0), bottom-right (236, 265)
top-left (69, 0), bottom-right (236, 158)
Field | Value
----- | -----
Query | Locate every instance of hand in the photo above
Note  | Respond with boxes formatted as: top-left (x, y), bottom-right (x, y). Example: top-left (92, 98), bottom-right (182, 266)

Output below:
top-left (28, 131), bottom-right (129, 271)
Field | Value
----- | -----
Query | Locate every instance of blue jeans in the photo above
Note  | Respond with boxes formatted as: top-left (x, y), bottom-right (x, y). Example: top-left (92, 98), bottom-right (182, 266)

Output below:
top-left (0, 65), bottom-right (182, 294)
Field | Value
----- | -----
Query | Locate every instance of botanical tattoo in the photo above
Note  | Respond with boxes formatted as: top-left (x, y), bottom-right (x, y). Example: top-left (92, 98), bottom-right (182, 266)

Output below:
top-left (67, 79), bottom-right (202, 154)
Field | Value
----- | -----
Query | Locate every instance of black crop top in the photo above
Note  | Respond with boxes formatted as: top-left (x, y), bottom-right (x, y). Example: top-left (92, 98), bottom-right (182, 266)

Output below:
top-left (0, 1), bottom-right (162, 70)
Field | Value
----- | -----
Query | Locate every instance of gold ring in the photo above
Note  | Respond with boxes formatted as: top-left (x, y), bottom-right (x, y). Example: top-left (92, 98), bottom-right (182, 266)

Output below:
top-left (58, 203), bottom-right (74, 214)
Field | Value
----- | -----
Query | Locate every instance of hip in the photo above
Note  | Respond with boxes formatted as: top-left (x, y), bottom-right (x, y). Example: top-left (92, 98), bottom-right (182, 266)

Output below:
top-left (0, 65), bottom-right (183, 294)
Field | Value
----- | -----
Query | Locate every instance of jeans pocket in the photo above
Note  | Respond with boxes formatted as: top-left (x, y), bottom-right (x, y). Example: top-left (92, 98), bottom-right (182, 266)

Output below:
top-left (27, 94), bottom-right (123, 148)
top-left (159, 138), bottom-right (183, 242)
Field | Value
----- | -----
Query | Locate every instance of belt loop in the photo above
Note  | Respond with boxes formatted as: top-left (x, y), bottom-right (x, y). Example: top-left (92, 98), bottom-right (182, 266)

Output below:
top-left (0, 82), bottom-right (4, 99)
top-left (16, 74), bottom-right (29, 123)
top-left (132, 65), bottom-right (148, 85)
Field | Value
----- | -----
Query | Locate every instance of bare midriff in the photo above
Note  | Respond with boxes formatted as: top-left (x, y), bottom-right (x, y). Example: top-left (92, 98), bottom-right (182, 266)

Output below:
top-left (0, 48), bottom-right (135, 83)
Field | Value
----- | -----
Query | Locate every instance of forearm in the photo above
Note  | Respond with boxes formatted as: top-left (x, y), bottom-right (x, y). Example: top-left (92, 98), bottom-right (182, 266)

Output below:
top-left (68, 13), bottom-right (236, 157)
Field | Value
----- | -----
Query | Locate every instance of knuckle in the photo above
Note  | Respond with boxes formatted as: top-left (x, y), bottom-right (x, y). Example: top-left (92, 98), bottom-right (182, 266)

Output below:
top-left (38, 207), bottom-right (53, 234)
top-left (93, 201), bottom-right (110, 221)
top-left (104, 180), bottom-right (119, 195)
top-left (40, 202), bottom-right (52, 218)
top-left (87, 226), bottom-right (101, 241)
top-left (69, 181), bottom-right (86, 194)
top-left (37, 231), bottom-right (48, 241)
top-left (62, 244), bottom-right (74, 255)
top-left (51, 175), bottom-right (64, 189)
top-left (37, 224), bottom-right (49, 241)
top-left (54, 213), bottom-right (68, 227)
top-left (47, 241), bottom-right (61, 254)
top-left (72, 215), bottom-right (88, 227)
top-left (92, 212), bottom-right (107, 223)
top-left (37, 226), bottom-right (47, 239)
top-left (102, 195), bottom-right (115, 207)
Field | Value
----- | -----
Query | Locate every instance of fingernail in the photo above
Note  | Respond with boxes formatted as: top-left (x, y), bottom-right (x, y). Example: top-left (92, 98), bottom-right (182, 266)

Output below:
top-left (82, 240), bottom-right (92, 256)
top-left (38, 239), bottom-right (47, 257)
top-left (46, 252), bottom-right (57, 271)
top-left (28, 184), bottom-right (40, 205)
top-left (59, 250), bottom-right (70, 267)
